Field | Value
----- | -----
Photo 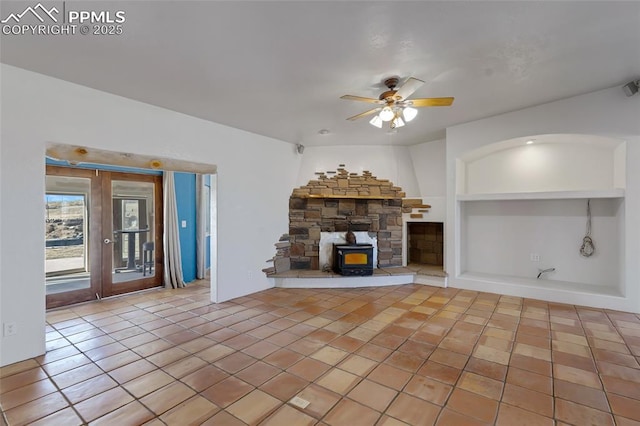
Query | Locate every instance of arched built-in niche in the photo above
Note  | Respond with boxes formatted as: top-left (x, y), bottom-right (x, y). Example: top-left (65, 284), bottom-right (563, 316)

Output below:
top-left (457, 134), bottom-right (625, 197)
top-left (455, 134), bottom-right (626, 305)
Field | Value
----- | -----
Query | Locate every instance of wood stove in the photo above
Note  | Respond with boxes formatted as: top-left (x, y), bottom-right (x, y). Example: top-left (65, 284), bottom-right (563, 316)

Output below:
top-left (333, 244), bottom-right (374, 276)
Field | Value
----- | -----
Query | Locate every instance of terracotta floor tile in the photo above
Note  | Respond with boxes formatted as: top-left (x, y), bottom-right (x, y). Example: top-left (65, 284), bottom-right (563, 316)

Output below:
top-left (338, 354), bottom-right (378, 377)
top-left (176, 336), bottom-right (216, 354)
top-left (6, 283), bottom-right (638, 425)
top-left (404, 375), bottom-right (452, 405)
top-left (95, 350), bottom-right (142, 372)
top-left (4, 391), bottom-right (69, 426)
top-left (330, 335), bottom-right (365, 352)
top-left (446, 388), bottom-right (499, 424)
top-left (502, 383), bottom-right (553, 417)
top-left (367, 363), bottom-right (412, 390)
top-left (495, 403), bottom-right (554, 426)
top-left (615, 415), bottom-right (640, 426)
top-left (0, 359), bottom-right (40, 379)
top-left (264, 348), bottom-right (304, 369)
top-left (243, 340), bottom-right (281, 359)
top-left (41, 353), bottom-right (91, 377)
top-left (316, 368), bottom-right (360, 395)
top-left (385, 351), bottom-right (424, 373)
top-left (74, 386), bottom-right (134, 423)
top-left (235, 361), bottom-right (281, 386)
top-left (608, 394), bottom-right (640, 422)
top-left (261, 372), bottom-right (309, 401)
top-left (417, 361), bottom-right (461, 385)
top-left (310, 346), bottom-right (349, 366)
top-left (430, 348), bottom-right (468, 369)
top-left (28, 407), bottom-right (83, 426)
top-left (51, 363), bottom-right (105, 389)
top-left (554, 379), bottom-right (610, 412)
top-left (294, 383), bottom-right (341, 419)
top-left (555, 398), bottom-right (615, 426)
top-left (84, 342), bottom-right (128, 361)
top-left (60, 374), bottom-right (118, 405)
top-left (464, 357), bottom-right (507, 381)
top-left (288, 357), bottom-right (332, 381)
top-left (509, 353), bottom-right (552, 376)
top-left (514, 342), bottom-right (551, 361)
top-left (226, 389), bottom-right (281, 424)
top-left (214, 352), bottom-right (256, 374)
top-left (594, 348), bottom-right (640, 368)
top-left (122, 370), bottom-right (175, 398)
top-left (552, 350), bottom-right (597, 372)
top-left (323, 398), bottom-right (382, 426)
top-left (0, 378), bottom-right (57, 410)
top-left (112, 358), bottom-right (157, 384)
top-left (287, 337), bottom-right (325, 356)
top-left (553, 364), bottom-right (602, 389)
top-left (458, 371), bottom-right (503, 400)
top-left (435, 408), bottom-right (490, 426)
top-left (139, 382), bottom-right (196, 416)
top-left (163, 354), bottom-right (208, 379)
top-left (181, 364), bottom-right (229, 392)
top-left (91, 400), bottom-right (155, 426)
top-left (472, 345), bottom-right (510, 365)
top-left (261, 404), bottom-right (316, 425)
top-left (357, 343), bottom-right (393, 361)
top-left (195, 343), bottom-right (235, 363)
top-left (200, 410), bottom-right (245, 426)
top-left (146, 347), bottom-right (190, 368)
top-left (386, 393), bottom-right (442, 426)
top-left (506, 367), bottom-right (552, 394)
top-left (348, 379), bottom-right (397, 411)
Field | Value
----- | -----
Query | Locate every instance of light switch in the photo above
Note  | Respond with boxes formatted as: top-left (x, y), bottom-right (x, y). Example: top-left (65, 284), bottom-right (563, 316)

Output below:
top-left (181, 220), bottom-right (187, 228)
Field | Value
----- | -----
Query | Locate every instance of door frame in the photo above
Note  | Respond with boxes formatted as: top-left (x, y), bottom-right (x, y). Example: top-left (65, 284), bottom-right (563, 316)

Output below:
top-left (101, 171), bottom-right (163, 297)
top-left (45, 166), bottom-right (163, 308)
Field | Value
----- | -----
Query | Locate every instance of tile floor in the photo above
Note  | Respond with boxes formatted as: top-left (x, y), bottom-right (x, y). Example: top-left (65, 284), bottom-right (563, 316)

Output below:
top-left (1, 280), bottom-right (640, 425)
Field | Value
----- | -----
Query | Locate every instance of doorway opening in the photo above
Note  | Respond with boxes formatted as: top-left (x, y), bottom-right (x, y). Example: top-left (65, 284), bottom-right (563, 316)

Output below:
top-left (45, 166), bottom-right (163, 309)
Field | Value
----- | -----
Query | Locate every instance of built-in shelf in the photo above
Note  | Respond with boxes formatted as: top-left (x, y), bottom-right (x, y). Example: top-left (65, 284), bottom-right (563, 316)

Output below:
top-left (456, 188), bottom-right (625, 201)
top-left (459, 272), bottom-right (623, 297)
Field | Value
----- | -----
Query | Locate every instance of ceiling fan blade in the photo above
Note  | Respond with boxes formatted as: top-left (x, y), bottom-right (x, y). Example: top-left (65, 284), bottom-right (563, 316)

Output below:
top-left (340, 95), bottom-right (384, 104)
top-left (394, 77), bottom-right (425, 101)
top-left (346, 108), bottom-right (381, 121)
top-left (409, 97), bottom-right (455, 107)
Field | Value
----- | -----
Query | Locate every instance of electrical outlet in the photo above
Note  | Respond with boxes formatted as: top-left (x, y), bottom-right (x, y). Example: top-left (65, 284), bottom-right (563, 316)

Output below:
top-left (530, 253), bottom-right (541, 262)
top-left (4, 322), bottom-right (17, 336)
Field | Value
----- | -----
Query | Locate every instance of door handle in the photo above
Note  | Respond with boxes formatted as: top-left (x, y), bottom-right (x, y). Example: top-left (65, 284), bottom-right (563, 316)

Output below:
top-left (104, 238), bottom-right (114, 244)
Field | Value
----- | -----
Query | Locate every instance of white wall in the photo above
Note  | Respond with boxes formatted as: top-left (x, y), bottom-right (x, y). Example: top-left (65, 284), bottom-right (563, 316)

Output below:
top-left (446, 86), bottom-right (640, 312)
top-left (296, 145), bottom-right (420, 197)
top-left (409, 139), bottom-right (446, 197)
top-left (0, 65), bottom-right (301, 366)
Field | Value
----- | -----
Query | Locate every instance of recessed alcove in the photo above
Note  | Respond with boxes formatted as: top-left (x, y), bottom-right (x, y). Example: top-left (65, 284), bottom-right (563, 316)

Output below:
top-left (455, 134), bottom-right (627, 305)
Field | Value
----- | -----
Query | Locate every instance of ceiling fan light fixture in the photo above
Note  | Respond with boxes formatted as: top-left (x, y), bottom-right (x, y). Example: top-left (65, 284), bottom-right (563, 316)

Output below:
top-left (403, 106), bottom-right (418, 122)
top-left (391, 115), bottom-right (405, 129)
top-left (369, 115), bottom-right (383, 128)
top-left (379, 106), bottom-right (395, 122)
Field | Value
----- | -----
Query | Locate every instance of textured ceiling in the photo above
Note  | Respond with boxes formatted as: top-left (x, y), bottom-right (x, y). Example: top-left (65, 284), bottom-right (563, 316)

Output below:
top-left (1, 1), bottom-right (639, 146)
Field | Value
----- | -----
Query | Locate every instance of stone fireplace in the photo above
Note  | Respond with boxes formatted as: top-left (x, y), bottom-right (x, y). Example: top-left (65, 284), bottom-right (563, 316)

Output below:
top-left (277, 167), bottom-right (407, 273)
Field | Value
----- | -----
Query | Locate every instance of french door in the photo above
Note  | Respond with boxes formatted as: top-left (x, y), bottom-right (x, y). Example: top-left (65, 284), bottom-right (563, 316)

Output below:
top-left (45, 166), bottom-right (163, 309)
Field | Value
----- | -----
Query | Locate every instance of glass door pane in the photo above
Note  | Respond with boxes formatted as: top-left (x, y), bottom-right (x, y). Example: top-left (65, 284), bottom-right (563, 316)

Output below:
top-left (111, 180), bottom-right (155, 284)
top-left (45, 176), bottom-right (91, 295)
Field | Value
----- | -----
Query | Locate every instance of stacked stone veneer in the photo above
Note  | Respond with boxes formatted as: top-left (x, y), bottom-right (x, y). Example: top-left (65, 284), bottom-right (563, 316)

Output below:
top-left (287, 167), bottom-right (406, 270)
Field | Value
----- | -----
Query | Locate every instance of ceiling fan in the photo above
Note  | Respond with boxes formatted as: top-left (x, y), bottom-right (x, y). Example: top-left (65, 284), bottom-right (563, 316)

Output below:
top-left (340, 77), bottom-right (454, 129)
